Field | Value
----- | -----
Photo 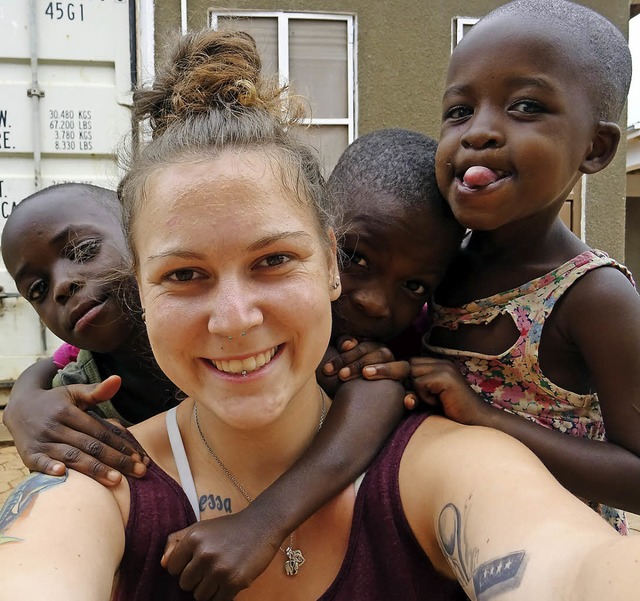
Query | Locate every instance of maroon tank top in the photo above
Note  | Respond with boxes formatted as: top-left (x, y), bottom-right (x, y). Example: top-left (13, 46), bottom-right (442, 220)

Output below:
top-left (319, 410), bottom-right (466, 600)
top-left (114, 458), bottom-right (195, 601)
top-left (115, 411), bottom-right (466, 600)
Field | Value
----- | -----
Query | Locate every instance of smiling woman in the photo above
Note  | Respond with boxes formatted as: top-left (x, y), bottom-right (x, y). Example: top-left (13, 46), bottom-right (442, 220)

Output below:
top-left (133, 153), bottom-right (338, 431)
top-left (3, 24), bottom-right (640, 601)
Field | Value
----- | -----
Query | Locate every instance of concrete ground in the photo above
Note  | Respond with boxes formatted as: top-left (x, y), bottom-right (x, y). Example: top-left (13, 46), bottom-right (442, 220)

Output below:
top-left (1, 409), bottom-right (639, 533)
top-left (0, 410), bottom-right (29, 505)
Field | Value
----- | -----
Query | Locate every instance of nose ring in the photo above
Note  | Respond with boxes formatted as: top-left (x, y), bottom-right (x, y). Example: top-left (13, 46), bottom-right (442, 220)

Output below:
top-left (227, 331), bottom-right (247, 341)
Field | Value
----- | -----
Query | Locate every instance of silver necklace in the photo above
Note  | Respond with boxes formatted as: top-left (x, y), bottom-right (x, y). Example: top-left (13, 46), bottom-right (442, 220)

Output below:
top-left (193, 387), bottom-right (326, 576)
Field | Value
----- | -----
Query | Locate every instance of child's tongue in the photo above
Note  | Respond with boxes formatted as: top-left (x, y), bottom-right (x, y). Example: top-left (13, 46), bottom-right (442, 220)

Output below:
top-left (462, 166), bottom-right (499, 188)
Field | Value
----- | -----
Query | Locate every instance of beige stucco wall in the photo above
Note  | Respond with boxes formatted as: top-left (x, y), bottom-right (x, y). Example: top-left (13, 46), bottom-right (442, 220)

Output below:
top-left (153, 0), bottom-right (631, 261)
top-left (581, 1), bottom-right (629, 262)
top-left (626, 197), bottom-right (640, 278)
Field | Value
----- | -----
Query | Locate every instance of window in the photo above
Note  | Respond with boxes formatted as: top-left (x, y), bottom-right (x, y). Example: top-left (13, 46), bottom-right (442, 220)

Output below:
top-left (451, 17), bottom-right (479, 51)
top-left (210, 11), bottom-right (356, 176)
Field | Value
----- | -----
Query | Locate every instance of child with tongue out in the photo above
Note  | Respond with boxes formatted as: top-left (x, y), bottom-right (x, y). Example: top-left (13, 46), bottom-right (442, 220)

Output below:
top-left (410, 0), bottom-right (640, 534)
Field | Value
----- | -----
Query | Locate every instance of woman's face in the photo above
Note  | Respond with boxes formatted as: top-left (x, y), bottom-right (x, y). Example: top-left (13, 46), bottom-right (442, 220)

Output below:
top-left (134, 151), bottom-right (340, 430)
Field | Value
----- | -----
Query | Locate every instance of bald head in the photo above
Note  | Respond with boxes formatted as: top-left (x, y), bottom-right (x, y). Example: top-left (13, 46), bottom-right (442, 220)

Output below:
top-left (461, 0), bottom-right (631, 121)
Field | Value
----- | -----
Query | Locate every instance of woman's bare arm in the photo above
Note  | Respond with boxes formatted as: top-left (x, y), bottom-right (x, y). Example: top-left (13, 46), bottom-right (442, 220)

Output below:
top-left (0, 469), bottom-right (125, 600)
top-left (401, 416), bottom-right (639, 601)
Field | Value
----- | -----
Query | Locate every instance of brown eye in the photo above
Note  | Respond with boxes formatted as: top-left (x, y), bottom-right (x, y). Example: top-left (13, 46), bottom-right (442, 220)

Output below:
top-left (344, 251), bottom-right (367, 269)
top-left (169, 269), bottom-right (196, 282)
top-left (510, 100), bottom-right (545, 114)
top-left (258, 254), bottom-right (291, 268)
top-left (444, 105), bottom-right (472, 121)
top-left (27, 279), bottom-right (48, 301)
top-left (404, 280), bottom-right (427, 296)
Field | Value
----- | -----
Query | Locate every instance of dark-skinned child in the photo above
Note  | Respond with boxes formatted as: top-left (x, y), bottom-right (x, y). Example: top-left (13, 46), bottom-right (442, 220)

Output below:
top-left (1, 183), bottom-right (176, 485)
top-left (409, 0), bottom-right (640, 535)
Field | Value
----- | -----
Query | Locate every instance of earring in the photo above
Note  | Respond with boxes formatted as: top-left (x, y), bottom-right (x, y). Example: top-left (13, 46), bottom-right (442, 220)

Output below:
top-left (331, 278), bottom-right (340, 291)
top-left (241, 331), bottom-right (247, 336)
top-left (141, 309), bottom-right (146, 322)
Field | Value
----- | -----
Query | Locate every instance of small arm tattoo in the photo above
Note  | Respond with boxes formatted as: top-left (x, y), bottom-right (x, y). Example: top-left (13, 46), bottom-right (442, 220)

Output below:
top-left (438, 502), bottom-right (527, 600)
top-left (0, 472), bottom-right (67, 545)
top-left (473, 551), bottom-right (526, 599)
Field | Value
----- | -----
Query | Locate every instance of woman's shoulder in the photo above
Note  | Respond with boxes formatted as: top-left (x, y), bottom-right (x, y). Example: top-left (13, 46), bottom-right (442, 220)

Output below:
top-left (128, 407), bottom-right (179, 480)
top-left (0, 469), bottom-right (125, 598)
top-left (400, 416), bottom-right (533, 514)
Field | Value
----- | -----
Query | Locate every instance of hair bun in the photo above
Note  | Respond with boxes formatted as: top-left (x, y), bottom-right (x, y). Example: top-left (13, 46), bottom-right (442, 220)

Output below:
top-left (135, 30), bottom-right (288, 136)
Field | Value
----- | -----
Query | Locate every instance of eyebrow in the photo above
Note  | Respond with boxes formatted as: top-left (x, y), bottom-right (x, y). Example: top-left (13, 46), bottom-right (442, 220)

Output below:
top-left (443, 75), bottom-right (554, 101)
top-left (146, 249), bottom-right (205, 262)
top-left (146, 231), bottom-right (314, 262)
top-left (247, 231), bottom-right (313, 252)
top-left (12, 226), bottom-right (78, 282)
top-left (11, 263), bottom-right (29, 285)
top-left (508, 75), bottom-right (554, 91)
top-left (442, 84), bottom-right (470, 101)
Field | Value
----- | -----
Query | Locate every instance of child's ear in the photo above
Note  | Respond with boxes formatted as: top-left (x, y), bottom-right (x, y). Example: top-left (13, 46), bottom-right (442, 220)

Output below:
top-left (579, 121), bottom-right (621, 175)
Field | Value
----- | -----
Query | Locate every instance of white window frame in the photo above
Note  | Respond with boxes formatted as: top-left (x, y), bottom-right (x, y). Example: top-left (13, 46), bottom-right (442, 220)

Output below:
top-left (209, 10), bottom-right (357, 143)
top-left (451, 16), bottom-right (479, 51)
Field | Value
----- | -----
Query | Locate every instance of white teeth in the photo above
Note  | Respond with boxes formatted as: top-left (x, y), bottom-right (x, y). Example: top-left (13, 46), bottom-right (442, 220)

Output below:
top-left (229, 359), bottom-right (243, 372)
top-left (212, 347), bottom-right (277, 375)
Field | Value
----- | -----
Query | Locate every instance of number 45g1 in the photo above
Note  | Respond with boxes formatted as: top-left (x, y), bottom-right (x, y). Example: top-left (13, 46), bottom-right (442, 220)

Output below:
top-left (44, 2), bottom-right (85, 22)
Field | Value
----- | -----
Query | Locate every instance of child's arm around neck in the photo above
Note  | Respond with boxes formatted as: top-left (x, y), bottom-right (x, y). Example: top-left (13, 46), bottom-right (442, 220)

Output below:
top-left (161, 349), bottom-right (407, 597)
top-left (5, 357), bottom-right (147, 486)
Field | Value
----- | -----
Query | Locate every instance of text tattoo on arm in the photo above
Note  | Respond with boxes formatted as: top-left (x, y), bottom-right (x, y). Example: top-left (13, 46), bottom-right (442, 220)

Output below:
top-left (0, 472), bottom-right (67, 545)
top-left (437, 502), bottom-right (527, 600)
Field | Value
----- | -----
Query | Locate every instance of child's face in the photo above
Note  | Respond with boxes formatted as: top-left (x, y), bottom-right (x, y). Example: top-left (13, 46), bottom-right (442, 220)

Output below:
top-left (332, 189), bottom-right (460, 343)
top-left (436, 17), bottom-right (598, 232)
top-left (2, 190), bottom-right (132, 353)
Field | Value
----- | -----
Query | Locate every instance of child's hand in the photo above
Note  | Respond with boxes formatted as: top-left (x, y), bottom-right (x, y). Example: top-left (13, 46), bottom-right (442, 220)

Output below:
top-left (162, 513), bottom-right (279, 600)
top-left (407, 357), bottom-right (488, 424)
top-left (3, 375), bottom-right (147, 486)
top-left (322, 337), bottom-right (410, 383)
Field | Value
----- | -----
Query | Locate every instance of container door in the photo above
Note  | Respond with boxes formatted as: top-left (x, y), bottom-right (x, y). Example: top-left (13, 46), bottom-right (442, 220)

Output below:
top-left (0, 0), bottom-right (133, 383)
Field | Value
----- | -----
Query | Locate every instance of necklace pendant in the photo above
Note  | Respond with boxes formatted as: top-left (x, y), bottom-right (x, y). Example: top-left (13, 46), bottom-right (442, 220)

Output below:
top-left (284, 546), bottom-right (305, 576)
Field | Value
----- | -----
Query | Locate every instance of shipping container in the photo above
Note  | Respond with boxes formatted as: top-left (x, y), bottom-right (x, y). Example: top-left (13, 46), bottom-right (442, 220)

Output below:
top-left (0, 0), bottom-right (135, 383)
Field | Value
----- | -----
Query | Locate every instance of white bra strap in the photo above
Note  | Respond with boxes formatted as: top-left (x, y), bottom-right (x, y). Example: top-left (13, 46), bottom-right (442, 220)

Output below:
top-left (165, 407), bottom-right (200, 521)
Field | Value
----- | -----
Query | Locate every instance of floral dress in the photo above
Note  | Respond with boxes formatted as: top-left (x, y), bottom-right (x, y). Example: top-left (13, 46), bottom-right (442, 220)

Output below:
top-left (424, 250), bottom-right (634, 534)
